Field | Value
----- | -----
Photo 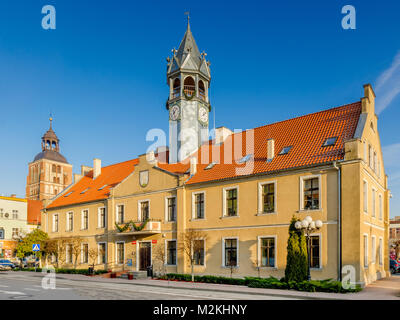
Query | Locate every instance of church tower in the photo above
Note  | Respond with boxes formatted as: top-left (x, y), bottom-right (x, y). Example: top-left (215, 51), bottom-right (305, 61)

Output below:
top-left (26, 117), bottom-right (73, 201)
top-left (166, 18), bottom-right (211, 163)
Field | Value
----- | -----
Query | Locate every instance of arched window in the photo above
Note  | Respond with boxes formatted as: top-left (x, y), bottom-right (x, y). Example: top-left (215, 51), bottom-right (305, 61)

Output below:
top-left (183, 76), bottom-right (195, 98)
top-left (199, 80), bottom-right (206, 101)
top-left (52, 164), bottom-right (56, 173)
top-left (172, 78), bottom-right (180, 98)
top-left (46, 140), bottom-right (51, 150)
top-left (52, 141), bottom-right (57, 150)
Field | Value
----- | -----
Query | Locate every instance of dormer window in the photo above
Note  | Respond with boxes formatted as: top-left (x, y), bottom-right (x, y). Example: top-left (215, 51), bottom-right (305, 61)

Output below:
top-left (322, 137), bottom-right (338, 147)
top-left (238, 154), bottom-right (252, 164)
top-left (279, 146), bottom-right (292, 155)
top-left (205, 162), bottom-right (216, 170)
top-left (80, 188), bottom-right (90, 194)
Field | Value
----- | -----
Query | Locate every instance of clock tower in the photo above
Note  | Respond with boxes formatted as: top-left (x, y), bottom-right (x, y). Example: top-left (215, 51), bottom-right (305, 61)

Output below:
top-left (166, 18), bottom-right (211, 163)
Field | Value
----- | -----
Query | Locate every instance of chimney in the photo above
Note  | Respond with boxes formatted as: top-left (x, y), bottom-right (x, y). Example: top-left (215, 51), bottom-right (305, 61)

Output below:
top-left (10, 194), bottom-right (16, 198)
top-left (156, 146), bottom-right (169, 163)
top-left (81, 165), bottom-right (93, 176)
top-left (93, 159), bottom-right (101, 179)
top-left (146, 150), bottom-right (157, 165)
top-left (215, 127), bottom-right (232, 145)
top-left (190, 157), bottom-right (197, 176)
top-left (267, 139), bottom-right (275, 161)
top-left (74, 173), bottom-right (83, 184)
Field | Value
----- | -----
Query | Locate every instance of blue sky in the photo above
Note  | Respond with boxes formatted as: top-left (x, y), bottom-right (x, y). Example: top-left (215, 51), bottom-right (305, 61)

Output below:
top-left (0, 0), bottom-right (399, 217)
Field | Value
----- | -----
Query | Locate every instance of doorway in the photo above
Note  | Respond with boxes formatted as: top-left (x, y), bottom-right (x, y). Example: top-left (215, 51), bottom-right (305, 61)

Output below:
top-left (139, 242), bottom-right (151, 271)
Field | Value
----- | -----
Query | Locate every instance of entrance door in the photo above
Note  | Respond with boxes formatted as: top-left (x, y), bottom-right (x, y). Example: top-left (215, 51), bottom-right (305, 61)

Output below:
top-left (139, 242), bottom-right (151, 271)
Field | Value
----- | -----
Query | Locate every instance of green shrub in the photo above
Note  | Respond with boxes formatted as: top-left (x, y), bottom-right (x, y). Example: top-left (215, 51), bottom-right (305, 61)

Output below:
top-left (14, 267), bottom-right (107, 275)
top-left (165, 273), bottom-right (246, 286)
top-left (285, 216), bottom-right (308, 282)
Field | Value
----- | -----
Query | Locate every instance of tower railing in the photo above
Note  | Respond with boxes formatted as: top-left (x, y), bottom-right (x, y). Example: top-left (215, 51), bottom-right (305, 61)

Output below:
top-left (172, 87), bottom-right (180, 99)
top-left (183, 85), bottom-right (195, 97)
top-left (199, 87), bottom-right (206, 101)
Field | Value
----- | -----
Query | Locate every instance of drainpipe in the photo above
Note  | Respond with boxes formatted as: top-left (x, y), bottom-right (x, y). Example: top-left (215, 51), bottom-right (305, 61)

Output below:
top-left (333, 161), bottom-right (342, 281)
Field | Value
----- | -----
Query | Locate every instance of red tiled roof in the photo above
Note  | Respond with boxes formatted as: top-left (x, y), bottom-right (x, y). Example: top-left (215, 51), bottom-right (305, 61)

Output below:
top-left (27, 200), bottom-right (43, 225)
top-left (186, 102), bottom-right (362, 185)
top-left (46, 158), bottom-right (139, 209)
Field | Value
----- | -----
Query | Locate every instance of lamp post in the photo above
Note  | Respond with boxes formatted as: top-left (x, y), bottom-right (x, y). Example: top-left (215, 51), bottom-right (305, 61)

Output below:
top-left (295, 216), bottom-right (323, 281)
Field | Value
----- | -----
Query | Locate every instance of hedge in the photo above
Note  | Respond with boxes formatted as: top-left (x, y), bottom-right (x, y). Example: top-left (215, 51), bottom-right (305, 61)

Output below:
top-left (14, 268), bottom-right (108, 275)
top-left (163, 274), bottom-right (362, 293)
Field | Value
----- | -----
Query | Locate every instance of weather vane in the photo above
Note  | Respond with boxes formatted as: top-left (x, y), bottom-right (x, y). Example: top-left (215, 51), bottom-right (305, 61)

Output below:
top-left (184, 11), bottom-right (190, 24)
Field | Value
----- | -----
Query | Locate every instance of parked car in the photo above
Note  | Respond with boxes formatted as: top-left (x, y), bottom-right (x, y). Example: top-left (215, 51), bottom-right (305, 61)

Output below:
top-left (390, 259), bottom-right (399, 274)
top-left (0, 259), bottom-right (17, 270)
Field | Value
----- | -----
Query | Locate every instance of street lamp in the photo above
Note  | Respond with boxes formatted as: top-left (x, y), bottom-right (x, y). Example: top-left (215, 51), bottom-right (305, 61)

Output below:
top-left (295, 216), bottom-right (323, 281)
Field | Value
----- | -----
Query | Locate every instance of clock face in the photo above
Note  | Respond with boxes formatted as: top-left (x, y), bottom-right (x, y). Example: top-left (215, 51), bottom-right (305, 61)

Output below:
top-left (170, 105), bottom-right (180, 121)
top-left (199, 107), bottom-right (208, 124)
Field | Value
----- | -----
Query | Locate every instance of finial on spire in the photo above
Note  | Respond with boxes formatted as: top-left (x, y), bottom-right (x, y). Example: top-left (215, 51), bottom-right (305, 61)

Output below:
top-left (184, 11), bottom-right (190, 29)
top-left (49, 113), bottom-right (53, 130)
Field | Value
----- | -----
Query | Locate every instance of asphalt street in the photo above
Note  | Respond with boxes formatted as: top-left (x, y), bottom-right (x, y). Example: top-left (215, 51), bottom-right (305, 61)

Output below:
top-left (0, 272), bottom-right (298, 300)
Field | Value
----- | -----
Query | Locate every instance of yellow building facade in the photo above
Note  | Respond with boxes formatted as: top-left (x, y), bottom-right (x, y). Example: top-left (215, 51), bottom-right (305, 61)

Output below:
top-left (41, 22), bottom-right (389, 287)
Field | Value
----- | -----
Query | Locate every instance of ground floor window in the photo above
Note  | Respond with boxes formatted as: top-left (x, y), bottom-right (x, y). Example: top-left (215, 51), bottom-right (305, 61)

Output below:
top-left (260, 237), bottom-right (275, 267)
top-left (66, 244), bottom-right (73, 264)
top-left (98, 243), bottom-right (106, 264)
top-left (364, 235), bottom-right (368, 267)
top-left (193, 240), bottom-right (205, 266)
top-left (116, 242), bottom-right (124, 265)
top-left (81, 244), bottom-right (89, 264)
top-left (224, 238), bottom-right (238, 267)
top-left (167, 240), bottom-right (177, 265)
top-left (310, 236), bottom-right (320, 268)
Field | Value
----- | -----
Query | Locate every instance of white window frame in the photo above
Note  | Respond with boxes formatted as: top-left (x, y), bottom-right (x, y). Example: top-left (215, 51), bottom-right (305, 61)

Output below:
top-left (192, 238), bottom-right (206, 267)
top-left (66, 211), bottom-right (73, 232)
top-left (310, 233), bottom-right (322, 270)
top-left (222, 237), bottom-right (239, 268)
top-left (81, 243), bottom-right (89, 264)
top-left (379, 194), bottom-right (383, 221)
top-left (379, 237), bottom-right (383, 266)
top-left (115, 241), bottom-right (125, 265)
top-left (192, 191), bottom-right (206, 220)
top-left (97, 242), bottom-right (107, 265)
top-left (98, 207), bottom-right (106, 228)
top-left (138, 199), bottom-right (151, 221)
top-left (371, 235), bottom-right (376, 264)
top-left (66, 244), bottom-right (73, 264)
top-left (257, 235), bottom-right (277, 268)
top-left (222, 186), bottom-right (239, 217)
top-left (115, 204), bottom-right (125, 224)
top-left (371, 187), bottom-right (376, 218)
top-left (52, 213), bottom-right (59, 232)
top-left (258, 181), bottom-right (277, 215)
top-left (363, 180), bottom-right (368, 214)
top-left (165, 196), bottom-right (177, 222)
top-left (300, 175), bottom-right (322, 211)
top-left (81, 209), bottom-right (89, 230)
top-left (363, 233), bottom-right (369, 268)
top-left (165, 239), bottom-right (178, 266)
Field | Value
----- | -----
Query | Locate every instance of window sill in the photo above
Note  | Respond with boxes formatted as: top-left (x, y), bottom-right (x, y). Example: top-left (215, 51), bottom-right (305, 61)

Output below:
top-left (297, 209), bottom-right (322, 213)
top-left (97, 227), bottom-right (106, 230)
top-left (258, 266), bottom-right (277, 270)
top-left (165, 264), bottom-right (177, 267)
top-left (310, 267), bottom-right (323, 271)
top-left (80, 229), bottom-right (89, 231)
top-left (220, 215), bottom-right (239, 219)
top-left (256, 212), bottom-right (277, 216)
top-left (190, 218), bottom-right (206, 221)
top-left (165, 221), bottom-right (177, 224)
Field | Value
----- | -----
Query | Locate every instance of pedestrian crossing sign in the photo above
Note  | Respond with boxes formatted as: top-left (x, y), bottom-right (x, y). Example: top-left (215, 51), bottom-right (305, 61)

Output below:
top-left (32, 244), bottom-right (40, 252)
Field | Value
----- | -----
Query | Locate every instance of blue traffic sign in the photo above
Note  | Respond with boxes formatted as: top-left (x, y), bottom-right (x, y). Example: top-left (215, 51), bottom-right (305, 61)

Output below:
top-left (32, 244), bottom-right (40, 252)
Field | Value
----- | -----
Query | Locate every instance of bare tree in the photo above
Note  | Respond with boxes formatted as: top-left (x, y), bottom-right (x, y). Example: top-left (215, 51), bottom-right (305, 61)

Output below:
top-left (227, 260), bottom-right (238, 279)
top-left (152, 243), bottom-right (167, 278)
top-left (88, 248), bottom-right (98, 271)
top-left (179, 229), bottom-right (208, 282)
top-left (57, 239), bottom-right (67, 268)
top-left (251, 256), bottom-right (261, 278)
top-left (70, 237), bottom-right (83, 269)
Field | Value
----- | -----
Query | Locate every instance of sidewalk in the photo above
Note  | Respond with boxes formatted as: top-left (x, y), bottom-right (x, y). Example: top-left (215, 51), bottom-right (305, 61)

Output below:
top-left (45, 272), bottom-right (400, 300)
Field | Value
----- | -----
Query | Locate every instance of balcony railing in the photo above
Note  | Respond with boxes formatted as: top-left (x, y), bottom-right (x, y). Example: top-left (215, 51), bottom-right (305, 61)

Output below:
top-left (183, 85), bottom-right (195, 98)
top-left (172, 87), bottom-right (180, 99)
top-left (199, 88), bottom-right (206, 101)
top-left (115, 219), bottom-right (161, 235)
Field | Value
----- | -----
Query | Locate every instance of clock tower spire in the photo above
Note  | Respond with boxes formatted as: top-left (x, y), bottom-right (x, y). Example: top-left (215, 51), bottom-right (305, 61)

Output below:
top-left (166, 17), bottom-right (211, 163)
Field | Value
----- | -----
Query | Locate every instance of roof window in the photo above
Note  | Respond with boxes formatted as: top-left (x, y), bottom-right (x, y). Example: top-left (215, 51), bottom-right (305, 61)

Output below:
top-left (205, 162), bottom-right (217, 170)
top-left (279, 146), bottom-right (292, 155)
top-left (64, 191), bottom-right (73, 197)
top-left (80, 188), bottom-right (90, 194)
top-left (237, 154), bottom-right (252, 164)
top-left (322, 137), bottom-right (337, 147)
top-left (98, 185), bottom-right (108, 191)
